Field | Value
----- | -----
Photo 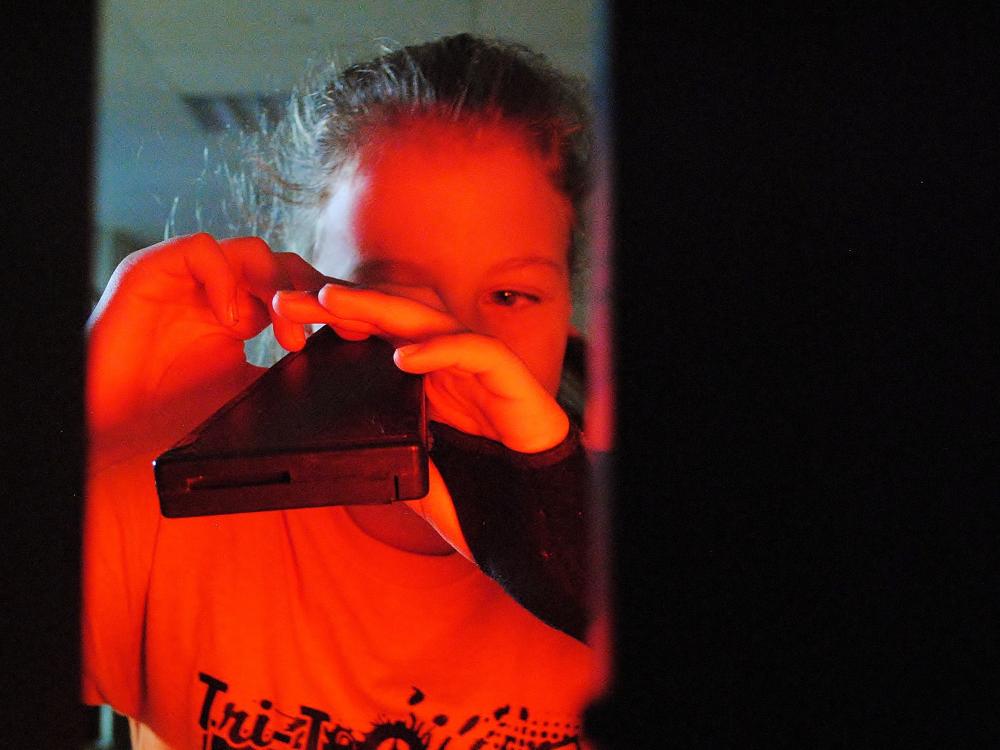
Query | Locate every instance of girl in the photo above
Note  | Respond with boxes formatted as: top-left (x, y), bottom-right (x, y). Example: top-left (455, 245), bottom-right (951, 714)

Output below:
top-left (84, 34), bottom-right (597, 750)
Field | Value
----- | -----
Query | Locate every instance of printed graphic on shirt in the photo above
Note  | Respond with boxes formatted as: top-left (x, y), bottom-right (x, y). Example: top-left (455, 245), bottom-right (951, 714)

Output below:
top-left (198, 672), bottom-right (583, 750)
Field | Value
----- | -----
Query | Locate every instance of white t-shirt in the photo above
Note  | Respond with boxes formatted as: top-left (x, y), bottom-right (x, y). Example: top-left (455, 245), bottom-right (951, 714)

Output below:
top-left (83, 452), bottom-right (598, 749)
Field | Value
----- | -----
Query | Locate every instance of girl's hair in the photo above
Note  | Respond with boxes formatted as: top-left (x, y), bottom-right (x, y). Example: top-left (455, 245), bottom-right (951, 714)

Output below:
top-left (226, 33), bottom-right (593, 364)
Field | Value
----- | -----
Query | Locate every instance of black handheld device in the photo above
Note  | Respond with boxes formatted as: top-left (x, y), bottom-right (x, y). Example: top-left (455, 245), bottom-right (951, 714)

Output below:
top-left (154, 325), bottom-right (428, 518)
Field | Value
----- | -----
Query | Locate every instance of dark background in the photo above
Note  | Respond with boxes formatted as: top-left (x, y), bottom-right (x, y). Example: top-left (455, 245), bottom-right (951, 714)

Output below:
top-left (3, 3), bottom-right (95, 747)
top-left (591, 3), bottom-right (999, 747)
top-left (3, 3), bottom-right (998, 747)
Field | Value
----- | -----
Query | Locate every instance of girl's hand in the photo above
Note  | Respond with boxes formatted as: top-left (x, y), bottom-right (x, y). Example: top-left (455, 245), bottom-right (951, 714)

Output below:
top-left (272, 283), bottom-right (570, 454)
top-left (87, 233), bottom-right (326, 466)
top-left (273, 282), bottom-right (570, 560)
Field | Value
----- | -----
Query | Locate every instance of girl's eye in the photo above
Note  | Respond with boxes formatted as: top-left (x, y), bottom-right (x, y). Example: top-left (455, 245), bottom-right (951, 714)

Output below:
top-left (489, 290), bottom-right (540, 307)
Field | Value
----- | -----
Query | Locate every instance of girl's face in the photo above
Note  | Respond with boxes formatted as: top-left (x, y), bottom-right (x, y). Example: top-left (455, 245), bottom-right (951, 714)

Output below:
top-left (316, 117), bottom-right (574, 395)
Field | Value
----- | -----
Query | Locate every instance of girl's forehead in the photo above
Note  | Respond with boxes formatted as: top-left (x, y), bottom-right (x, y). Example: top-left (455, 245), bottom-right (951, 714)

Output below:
top-left (356, 143), bottom-right (571, 255)
top-left (358, 113), bottom-right (548, 173)
top-left (317, 114), bottom-right (572, 281)
top-left (355, 119), bottom-right (566, 216)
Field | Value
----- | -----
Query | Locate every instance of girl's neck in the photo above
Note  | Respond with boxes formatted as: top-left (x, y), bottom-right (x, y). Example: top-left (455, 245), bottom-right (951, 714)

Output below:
top-left (345, 503), bottom-right (456, 556)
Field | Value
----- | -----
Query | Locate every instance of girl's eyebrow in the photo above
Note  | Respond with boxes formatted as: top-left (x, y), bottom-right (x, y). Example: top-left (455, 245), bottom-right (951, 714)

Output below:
top-left (353, 258), bottom-right (431, 285)
top-left (488, 256), bottom-right (568, 277)
top-left (355, 256), bottom-right (566, 283)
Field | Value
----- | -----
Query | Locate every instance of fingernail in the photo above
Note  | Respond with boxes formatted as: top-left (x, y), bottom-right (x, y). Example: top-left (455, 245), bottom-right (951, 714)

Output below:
top-left (395, 344), bottom-right (421, 359)
top-left (276, 289), bottom-right (313, 300)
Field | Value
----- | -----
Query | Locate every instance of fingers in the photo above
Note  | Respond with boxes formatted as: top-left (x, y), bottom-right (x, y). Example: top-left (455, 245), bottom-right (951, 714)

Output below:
top-left (218, 237), bottom-right (307, 351)
top-left (394, 333), bottom-right (570, 453)
top-left (272, 280), bottom-right (462, 344)
top-left (393, 333), bottom-right (541, 400)
top-left (316, 284), bottom-right (463, 342)
top-left (106, 235), bottom-right (329, 348)
top-left (275, 252), bottom-right (334, 292)
top-left (161, 235), bottom-right (373, 352)
top-left (271, 289), bottom-right (378, 341)
top-left (274, 282), bottom-right (464, 345)
top-left (160, 233), bottom-right (241, 328)
top-left (273, 281), bottom-right (461, 345)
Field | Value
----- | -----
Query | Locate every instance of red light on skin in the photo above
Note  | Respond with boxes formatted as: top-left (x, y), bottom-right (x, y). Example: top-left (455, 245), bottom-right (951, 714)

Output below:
top-left (316, 114), bottom-right (575, 398)
top-left (299, 114), bottom-right (580, 557)
top-left (85, 233), bottom-right (319, 469)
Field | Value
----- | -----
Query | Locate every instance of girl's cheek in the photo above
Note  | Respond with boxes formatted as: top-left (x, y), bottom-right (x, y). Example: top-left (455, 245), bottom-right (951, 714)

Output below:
top-left (502, 325), bottom-right (570, 394)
